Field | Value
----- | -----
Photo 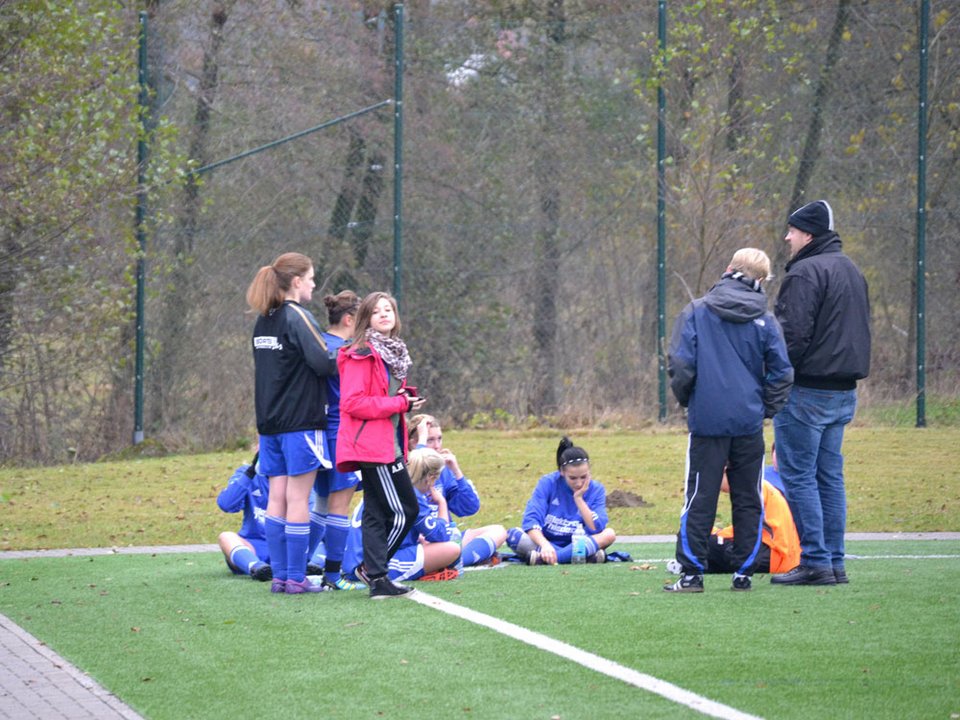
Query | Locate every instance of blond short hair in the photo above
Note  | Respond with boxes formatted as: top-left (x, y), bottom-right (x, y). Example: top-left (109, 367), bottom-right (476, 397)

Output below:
top-left (729, 248), bottom-right (772, 283)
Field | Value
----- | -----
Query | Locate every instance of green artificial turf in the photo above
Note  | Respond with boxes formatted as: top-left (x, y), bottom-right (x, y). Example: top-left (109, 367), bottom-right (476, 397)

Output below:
top-left (2, 427), bottom-right (958, 551)
top-left (2, 540), bottom-right (958, 720)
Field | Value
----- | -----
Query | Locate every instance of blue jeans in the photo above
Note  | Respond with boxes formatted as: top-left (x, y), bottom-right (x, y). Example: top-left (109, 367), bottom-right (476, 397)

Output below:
top-left (774, 386), bottom-right (857, 570)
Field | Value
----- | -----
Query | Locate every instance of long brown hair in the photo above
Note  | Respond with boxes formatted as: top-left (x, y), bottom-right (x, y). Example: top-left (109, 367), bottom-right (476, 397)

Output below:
top-left (350, 291), bottom-right (401, 351)
top-left (246, 252), bottom-right (312, 316)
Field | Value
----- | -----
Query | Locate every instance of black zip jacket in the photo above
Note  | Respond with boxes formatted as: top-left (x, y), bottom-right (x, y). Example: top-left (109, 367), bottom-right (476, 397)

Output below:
top-left (774, 232), bottom-right (871, 390)
top-left (252, 301), bottom-right (337, 435)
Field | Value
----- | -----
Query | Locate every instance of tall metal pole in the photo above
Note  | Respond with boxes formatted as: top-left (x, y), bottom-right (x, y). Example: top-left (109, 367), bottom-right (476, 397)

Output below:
top-left (915, 0), bottom-right (928, 428)
top-left (133, 11), bottom-right (148, 445)
top-left (393, 3), bottom-right (405, 305)
top-left (656, 0), bottom-right (667, 422)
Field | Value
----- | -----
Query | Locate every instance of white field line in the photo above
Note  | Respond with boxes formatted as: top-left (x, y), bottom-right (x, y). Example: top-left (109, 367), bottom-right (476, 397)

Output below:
top-left (408, 590), bottom-right (763, 720)
top-left (633, 554), bottom-right (960, 564)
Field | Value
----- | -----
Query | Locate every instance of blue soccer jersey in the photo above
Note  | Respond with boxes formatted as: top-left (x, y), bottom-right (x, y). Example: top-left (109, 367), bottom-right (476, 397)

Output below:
top-left (434, 467), bottom-right (480, 518)
top-left (413, 443), bottom-right (481, 518)
top-left (521, 471), bottom-right (608, 546)
top-left (217, 463), bottom-right (270, 542)
top-left (322, 332), bottom-right (347, 433)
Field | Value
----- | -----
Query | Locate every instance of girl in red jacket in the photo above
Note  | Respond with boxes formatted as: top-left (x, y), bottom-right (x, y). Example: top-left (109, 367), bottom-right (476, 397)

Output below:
top-left (336, 291), bottom-right (426, 598)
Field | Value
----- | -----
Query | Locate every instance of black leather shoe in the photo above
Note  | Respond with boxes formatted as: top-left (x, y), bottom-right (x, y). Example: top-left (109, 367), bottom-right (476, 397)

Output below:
top-left (833, 568), bottom-right (849, 584)
top-left (770, 565), bottom-right (837, 586)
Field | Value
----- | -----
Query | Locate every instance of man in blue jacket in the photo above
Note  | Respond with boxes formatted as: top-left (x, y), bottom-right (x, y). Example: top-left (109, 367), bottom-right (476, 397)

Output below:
top-left (772, 200), bottom-right (870, 586)
top-left (666, 248), bottom-right (793, 592)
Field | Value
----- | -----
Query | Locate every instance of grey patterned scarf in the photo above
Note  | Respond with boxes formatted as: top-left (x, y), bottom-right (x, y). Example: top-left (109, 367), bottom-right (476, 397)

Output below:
top-left (365, 329), bottom-right (412, 380)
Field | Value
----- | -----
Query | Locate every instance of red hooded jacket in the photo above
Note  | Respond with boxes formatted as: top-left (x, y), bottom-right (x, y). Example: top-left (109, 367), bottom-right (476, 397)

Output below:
top-left (335, 343), bottom-right (411, 471)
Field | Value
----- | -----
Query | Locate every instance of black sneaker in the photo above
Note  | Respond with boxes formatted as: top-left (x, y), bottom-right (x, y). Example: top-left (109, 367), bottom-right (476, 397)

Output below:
top-left (770, 565), bottom-right (837, 586)
top-left (368, 575), bottom-right (414, 599)
top-left (833, 568), bottom-right (849, 584)
top-left (663, 573), bottom-right (704, 593)
top-left (250, 562), bottom-right (272, 582)
top-left (731, 573), bottom-right (752, 591)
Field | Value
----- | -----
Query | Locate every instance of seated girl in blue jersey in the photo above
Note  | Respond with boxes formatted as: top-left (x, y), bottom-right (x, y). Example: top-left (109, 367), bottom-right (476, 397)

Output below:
top-left (408, 414), bottom-right (481, 519)
top-left (408, 415), bottom-right (506, 568)
top-left (506, 437), bottom-right (616, 565)
top-left (342, 448), bottom-right (462, 584)
top-left (217, 455), bottom-right (272, 581)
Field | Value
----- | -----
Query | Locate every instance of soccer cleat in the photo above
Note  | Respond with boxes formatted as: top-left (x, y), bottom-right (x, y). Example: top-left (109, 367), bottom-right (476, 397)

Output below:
top-left (270, 579), bottom-right (286, 594)
top-left (833, 567), bottom-right (849, 584)
top-left (353, 564), bottom-right (372, 586)
top-left (665, 559), bottom-right (683, 575)
top-left (323, 576), bottom-right (366, 591)
top-left (306, 562), bottom-right (324, 576)
top-left (770, 565), bottom-right (837, 586)
top-left (663, 574), bottom-right (704, 593)
top-left (731, 573), bottom-right (752, 591)
top-left (482, 553), bottom-right (502, 567)
top-left (368, 575), bottom-right (414, 599)
top-left (419, 567), bottom-right (459, 582)
top-left (250, 562), bottom-right (273, 582)
top-left (587, 549), bottom-right (606, 564)
top-left (528, 550), bottom-right (541, 566)
top-left (284, 577), bottom-right (328, 594)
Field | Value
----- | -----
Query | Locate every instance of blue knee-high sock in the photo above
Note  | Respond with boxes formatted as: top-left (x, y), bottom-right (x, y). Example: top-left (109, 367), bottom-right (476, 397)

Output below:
top-left (265, 515), bottom-right (288, 581)
top-left (228, 545), bottom-right (260, 575)
top-left (323, 514), bottom-right (350, 581)
top-left (584, 537), bottom-right (599, 557)
top-left (461, 536), bottom-right (496, 567)
top-left (308, 511), bottom-right (326, 559)
top-left (555, 543), bottom-right (573, 564)
top-left (285, 522), bottom-right (311, 582)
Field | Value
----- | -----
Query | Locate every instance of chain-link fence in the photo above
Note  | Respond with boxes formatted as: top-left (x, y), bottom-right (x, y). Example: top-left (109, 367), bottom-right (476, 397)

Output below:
top-left (3, 1), bottom-right (958, 463)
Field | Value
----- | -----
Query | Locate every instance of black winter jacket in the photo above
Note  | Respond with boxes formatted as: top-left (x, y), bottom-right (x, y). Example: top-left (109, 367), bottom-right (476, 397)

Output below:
top-left (774, 232), bottom-right (871, 390)
top-left (252, 301), bottom-right (337, 435)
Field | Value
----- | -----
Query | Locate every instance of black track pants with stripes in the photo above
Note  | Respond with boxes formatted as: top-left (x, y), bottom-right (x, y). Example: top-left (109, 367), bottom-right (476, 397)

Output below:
top-left (675, 432), bottom-right (765, 576)
top-left (358, 459), bottom-right (419, 578)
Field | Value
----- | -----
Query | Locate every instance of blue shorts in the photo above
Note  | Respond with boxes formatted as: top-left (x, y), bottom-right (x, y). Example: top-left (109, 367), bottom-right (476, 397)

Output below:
top-left (344, 543), bottom-right (425, 583)
top-left (259, 430), bottom-right (330, 478)
top-left (313, 430), bottom-right (361, 497)
top-left (387, 544), bottom-right (425, 581)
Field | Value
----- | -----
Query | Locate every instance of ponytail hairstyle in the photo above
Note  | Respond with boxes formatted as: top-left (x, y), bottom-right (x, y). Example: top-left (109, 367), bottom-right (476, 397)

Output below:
top-left (246, 252), bottom-right (313, 316)
top-left (323, 290), bottom-right (361, 326)
top-left (407, 447), bottom-right (445, 492)
top-left (350, 291), bottom-right (401, 352)
top-left (556, 436), bottom-right (590, 470)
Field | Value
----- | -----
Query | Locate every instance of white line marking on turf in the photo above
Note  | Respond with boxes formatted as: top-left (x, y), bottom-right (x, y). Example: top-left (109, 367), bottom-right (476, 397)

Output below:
top-left (408, 591), bottom-right (762, 720)
top-left (843, 554), bottom-right (960, 560)
top-left (635, 555), bottom-right (960, 564)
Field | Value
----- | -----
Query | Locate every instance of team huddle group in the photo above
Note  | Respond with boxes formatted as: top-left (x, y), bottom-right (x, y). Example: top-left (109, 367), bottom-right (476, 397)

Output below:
top-left (226, 198), bottom-right (870, 597)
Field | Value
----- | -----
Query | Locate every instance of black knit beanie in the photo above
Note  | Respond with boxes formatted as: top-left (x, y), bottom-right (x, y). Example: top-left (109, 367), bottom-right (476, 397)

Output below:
top-left (788, 200), bottom-right (834, 237)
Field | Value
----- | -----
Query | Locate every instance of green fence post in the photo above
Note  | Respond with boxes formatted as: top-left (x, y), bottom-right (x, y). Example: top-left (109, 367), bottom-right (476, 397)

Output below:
top-left (393, 3), bottom-right (405, 307)
top-left (915, 0), bottom-right (928, 428)
top-left (657, 0), bottom-right (667, 423)
top-left (134, 11), bottom-right (148, 445)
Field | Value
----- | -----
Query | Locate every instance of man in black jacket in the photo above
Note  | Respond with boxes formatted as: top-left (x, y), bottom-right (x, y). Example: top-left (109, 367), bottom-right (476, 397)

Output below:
top-left (771, 200), bottom-right (871, 586)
